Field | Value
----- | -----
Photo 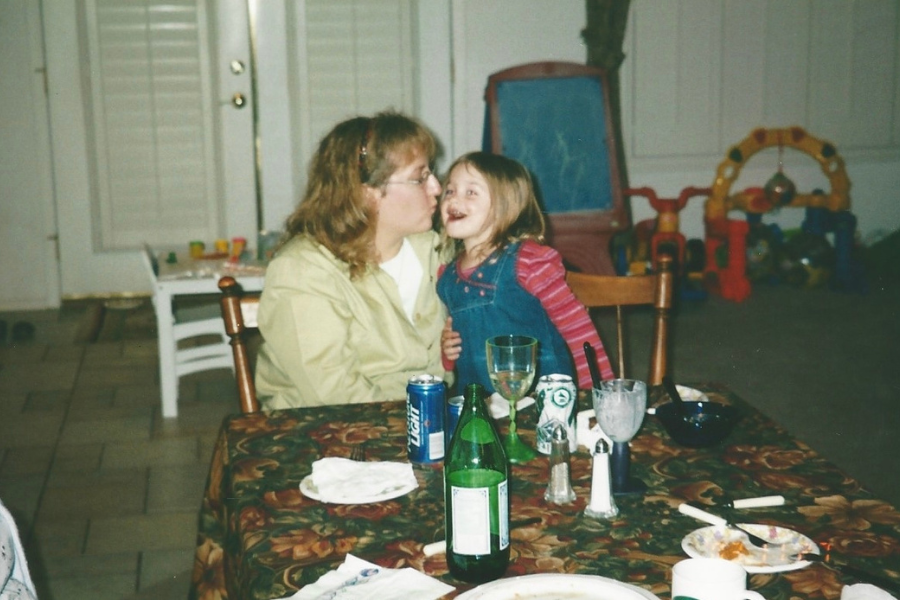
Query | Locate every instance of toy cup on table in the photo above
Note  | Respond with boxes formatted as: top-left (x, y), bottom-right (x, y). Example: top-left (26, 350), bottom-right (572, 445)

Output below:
top-left (189, 241), bottom-right (205, 259)
top-left (229, 237), bottom-right (246, 262)
top-left (214, 238), bottom-right (229, 255)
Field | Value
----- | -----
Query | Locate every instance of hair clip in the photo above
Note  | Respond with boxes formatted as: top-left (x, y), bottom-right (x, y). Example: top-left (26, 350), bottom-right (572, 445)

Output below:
top-left (358, 119), bottom-right (372, 182)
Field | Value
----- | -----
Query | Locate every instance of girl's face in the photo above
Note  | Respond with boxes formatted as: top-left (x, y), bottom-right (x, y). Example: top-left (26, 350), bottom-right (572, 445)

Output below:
top-left (441, 163), bottom-right (494, 252)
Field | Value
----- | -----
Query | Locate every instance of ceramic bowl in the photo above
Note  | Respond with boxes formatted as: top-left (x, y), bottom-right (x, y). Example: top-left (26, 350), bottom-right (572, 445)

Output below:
top-left (655, 401), bottom-right (739, 447)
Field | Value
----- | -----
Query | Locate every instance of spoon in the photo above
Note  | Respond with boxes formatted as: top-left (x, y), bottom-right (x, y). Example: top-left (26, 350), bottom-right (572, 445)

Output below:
top-left (662, 375), bottom-right (689, 419)
top-left (583, 342), bottom-right (603, 389)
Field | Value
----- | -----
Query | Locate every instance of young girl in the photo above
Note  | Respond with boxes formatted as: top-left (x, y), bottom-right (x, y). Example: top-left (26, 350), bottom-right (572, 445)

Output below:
top-left (438, 151), bottom-right (614, 392)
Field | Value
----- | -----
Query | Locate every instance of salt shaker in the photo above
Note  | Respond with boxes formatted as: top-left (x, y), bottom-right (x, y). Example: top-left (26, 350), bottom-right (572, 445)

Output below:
top-left (584, 438), bottom-right (619, 519)
top-left (544, 424), bottom-right (576, 504)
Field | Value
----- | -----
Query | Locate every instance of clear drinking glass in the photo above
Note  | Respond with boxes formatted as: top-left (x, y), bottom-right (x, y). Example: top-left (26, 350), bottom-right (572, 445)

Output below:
top-left (486, 335), bottom-right (538, 464)
top-left (592, 379), bottom-right (648, 494)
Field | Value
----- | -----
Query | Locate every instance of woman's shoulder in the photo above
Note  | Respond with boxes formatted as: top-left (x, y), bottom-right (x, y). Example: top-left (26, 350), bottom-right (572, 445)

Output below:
top-left (267, 235), bottom-right (349, 279)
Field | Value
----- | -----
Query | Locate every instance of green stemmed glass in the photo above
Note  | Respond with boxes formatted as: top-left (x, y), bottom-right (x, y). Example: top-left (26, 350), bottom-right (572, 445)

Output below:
top-left (486, 335), bottom-right (538, 463)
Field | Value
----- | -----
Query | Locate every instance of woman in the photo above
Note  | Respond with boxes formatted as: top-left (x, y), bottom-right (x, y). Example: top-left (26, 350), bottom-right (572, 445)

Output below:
top-left (255, 111), bottom-right (449, 409)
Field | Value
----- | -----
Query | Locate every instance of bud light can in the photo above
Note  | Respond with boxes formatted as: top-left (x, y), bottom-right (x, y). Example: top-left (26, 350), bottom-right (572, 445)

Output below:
top-left (406, 374), bottom-right (446, 464)
top-left (536, 374), bottom-right (578, 454)
top-left (445, 394), bottom-right (464, 450)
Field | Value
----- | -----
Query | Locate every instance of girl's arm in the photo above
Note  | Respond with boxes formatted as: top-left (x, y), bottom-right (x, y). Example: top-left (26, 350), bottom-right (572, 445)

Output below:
top-left (516, 241), bottom-right (615, 387)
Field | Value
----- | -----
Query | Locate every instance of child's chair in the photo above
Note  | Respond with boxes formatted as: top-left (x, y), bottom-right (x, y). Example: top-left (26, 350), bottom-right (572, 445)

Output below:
top-left (484, 61), bottom-right (630, 275)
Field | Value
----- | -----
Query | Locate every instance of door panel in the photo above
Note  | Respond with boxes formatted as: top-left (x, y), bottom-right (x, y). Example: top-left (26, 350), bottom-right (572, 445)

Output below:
top-left (0, 0), bottom-right (60, 309)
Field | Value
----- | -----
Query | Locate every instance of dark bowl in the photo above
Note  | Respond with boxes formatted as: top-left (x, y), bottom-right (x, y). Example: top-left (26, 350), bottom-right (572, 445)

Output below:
top-left (655, 401), bottom-right (740, 447)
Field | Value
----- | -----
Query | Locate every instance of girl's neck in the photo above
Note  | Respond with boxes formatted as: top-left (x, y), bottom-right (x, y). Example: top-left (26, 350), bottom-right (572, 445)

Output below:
top-left (459, 242), bottom-right (496, 270)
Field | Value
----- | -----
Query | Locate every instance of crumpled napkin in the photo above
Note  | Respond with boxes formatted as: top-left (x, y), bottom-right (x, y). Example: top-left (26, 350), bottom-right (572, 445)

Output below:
top-left (488, 392), bottom-right (536, 419)
top-left (842, 584), bottom-right (898, 600)
top-left (306, 458), bottom-right (418, 503)
top-left (282, 554), bottom-right (454, 599)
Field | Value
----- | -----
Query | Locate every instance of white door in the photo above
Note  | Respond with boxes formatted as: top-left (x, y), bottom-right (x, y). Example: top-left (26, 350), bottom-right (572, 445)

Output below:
top-left (0, 0), bottom-right (60, 310)
top-left (42, 1), bottom-right (257, 297)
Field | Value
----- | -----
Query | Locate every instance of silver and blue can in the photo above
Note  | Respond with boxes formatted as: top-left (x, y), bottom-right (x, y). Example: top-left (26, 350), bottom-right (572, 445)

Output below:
top-left (445, 395), bottom-right (464, 450)
top-left (536, 373), bottom-right (578, 454)
top-left (406, 374), bottom-right (446, 464)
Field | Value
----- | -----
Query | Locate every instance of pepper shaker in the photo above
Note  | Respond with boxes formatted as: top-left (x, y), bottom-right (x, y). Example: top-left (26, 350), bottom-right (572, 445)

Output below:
top-left (584, 439), bottom-right (619, 519)
top-left (544, 424), bottom-right (576, 504)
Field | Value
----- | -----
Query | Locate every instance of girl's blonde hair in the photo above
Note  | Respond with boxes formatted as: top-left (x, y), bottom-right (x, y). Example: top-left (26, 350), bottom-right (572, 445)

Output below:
top-left (284, 111), bottom-right (437, 278)
top-left (441, 151), bottom-right (545, 256)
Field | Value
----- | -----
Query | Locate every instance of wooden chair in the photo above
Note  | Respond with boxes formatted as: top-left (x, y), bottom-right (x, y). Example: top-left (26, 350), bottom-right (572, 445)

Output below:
top-left (218, 276), bottom-right (261, 413)
top-left (566, 255), bottom-right (674, 386)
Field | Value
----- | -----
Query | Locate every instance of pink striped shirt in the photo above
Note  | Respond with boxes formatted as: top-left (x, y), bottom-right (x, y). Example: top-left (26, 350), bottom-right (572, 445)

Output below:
top-left (515, 240), bottom-right (615, 388)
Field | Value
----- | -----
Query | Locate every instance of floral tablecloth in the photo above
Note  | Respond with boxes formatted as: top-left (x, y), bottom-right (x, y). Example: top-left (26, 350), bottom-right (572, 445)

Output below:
top-left (189, 384), bottom-right (900, 599)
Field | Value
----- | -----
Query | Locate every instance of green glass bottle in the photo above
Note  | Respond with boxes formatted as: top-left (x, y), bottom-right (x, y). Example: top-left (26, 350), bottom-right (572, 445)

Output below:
top-left (444, 383), bottom-right (510, 583)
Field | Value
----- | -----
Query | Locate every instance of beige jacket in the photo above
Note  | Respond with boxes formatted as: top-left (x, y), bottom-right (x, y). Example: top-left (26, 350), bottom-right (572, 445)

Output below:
top-left (255, 232), bottom-right (448, 409)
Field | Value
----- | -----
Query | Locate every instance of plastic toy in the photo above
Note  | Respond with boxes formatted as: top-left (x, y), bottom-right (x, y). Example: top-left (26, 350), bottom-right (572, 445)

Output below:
top-left (704, 126), bottom-right (857, 301)
top-left (626, 186), bottom-right (711, 273)
top-left (611, 187), bottom-right (709, 300)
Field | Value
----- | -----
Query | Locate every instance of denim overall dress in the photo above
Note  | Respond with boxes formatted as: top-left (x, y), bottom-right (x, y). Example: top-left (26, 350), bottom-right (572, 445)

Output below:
top-left (437, 242), bottom-right (574, 392)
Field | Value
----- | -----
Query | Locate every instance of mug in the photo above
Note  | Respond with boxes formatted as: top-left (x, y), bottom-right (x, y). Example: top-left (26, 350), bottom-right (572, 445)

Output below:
top-left (672, 557), bottom-right (764, 600)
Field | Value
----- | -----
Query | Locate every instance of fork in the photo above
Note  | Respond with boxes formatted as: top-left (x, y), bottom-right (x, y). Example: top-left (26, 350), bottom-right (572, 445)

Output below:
top-left (349, 443), bottom-right (367, 462)
top-left (679, 503), bottom-right (785, 548)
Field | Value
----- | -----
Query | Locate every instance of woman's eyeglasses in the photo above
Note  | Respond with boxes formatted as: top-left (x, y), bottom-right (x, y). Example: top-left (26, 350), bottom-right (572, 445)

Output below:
top-left (384, 171), bottom-right (436, 189)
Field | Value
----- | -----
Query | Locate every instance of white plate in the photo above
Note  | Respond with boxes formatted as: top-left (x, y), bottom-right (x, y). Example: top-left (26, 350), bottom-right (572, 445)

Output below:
top-left (682, 524), bottom-right (820, 573)
top-left (455, 574), bottom-right (660, 599)
top-left (646, 386), bottom-right (708, 415)
top-left (674, 385), bottom-right (708, 402)
top-left (299, 475), bottom-right (417, 504)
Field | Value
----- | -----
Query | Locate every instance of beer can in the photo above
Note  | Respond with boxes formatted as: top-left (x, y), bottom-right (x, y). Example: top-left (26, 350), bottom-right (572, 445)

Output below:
top-left (535, 374), bottom-right (578, 454)
top-left (445, 394), bottom-right (464, 449)
top-left (406, 374), bottom-right (446, 464)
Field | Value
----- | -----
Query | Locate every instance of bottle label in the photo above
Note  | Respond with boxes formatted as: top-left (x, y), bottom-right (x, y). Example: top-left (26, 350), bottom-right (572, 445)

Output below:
top-left (449, 475), bottom-right (508, 555)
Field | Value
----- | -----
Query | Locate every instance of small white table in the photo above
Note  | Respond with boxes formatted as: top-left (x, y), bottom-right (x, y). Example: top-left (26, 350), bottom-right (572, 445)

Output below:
top-left (143, 250), bottom-right (266, 418)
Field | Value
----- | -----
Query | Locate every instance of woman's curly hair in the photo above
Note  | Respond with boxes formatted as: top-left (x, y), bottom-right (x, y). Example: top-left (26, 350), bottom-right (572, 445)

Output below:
top-left (284, 111), bottom-right (437, 278)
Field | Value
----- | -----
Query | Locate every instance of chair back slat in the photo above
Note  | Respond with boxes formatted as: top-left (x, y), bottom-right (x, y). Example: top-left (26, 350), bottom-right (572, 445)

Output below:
top-left (218, 276), bottom-right (261, 413)
top-left (567, 255), bottom-right (674, 385)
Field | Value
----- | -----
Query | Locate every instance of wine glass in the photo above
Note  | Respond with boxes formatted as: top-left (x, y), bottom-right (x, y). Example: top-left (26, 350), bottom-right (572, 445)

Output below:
top-left (592, 379), bottom-right (647, 495)
top-left (486, 335), bottom-right (538, 463)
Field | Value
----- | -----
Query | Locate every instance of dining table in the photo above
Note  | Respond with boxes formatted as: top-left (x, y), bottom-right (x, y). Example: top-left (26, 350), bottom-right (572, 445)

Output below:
top-left (188, 383), bottom-right (900, 600)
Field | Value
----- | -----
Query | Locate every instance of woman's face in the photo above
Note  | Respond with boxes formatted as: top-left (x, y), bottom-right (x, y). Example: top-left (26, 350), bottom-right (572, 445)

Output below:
top-left (440, 163), bottom-right (494, 252)
top-left (371, 151), bottom-right (441, 246)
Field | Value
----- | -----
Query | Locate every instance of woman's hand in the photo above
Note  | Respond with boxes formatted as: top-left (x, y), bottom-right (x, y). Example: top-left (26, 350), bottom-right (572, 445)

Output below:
top-left (441, 317), bottom-right (462, 361)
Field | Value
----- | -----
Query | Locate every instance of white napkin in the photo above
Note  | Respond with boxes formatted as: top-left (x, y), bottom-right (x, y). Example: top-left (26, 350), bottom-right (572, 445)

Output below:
top-left (307, 458), bottom-right (418, 503)
top-left (0, 499), bottom-right (37, 600)
top-left (842, 584), bottom-right (898, 600)
top-left (488, 392), bottom-right (536, 419)
top-left (575, 409), bottom-right (612, 451)
top-left (283, 554), bottom-right (454, 600)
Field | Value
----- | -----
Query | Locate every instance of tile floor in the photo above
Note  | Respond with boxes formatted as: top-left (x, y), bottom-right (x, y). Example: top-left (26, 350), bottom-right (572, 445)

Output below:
top-left (0, 300), bottom-right (235, 599)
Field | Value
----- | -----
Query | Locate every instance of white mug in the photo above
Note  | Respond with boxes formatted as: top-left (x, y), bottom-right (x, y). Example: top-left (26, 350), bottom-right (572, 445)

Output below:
top-left (672, 558), bottom-right (765, 600)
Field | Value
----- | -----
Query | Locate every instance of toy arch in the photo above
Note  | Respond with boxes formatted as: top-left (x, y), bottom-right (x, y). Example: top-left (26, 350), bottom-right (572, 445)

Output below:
top-left (705, 126), bottom-right (851, 221)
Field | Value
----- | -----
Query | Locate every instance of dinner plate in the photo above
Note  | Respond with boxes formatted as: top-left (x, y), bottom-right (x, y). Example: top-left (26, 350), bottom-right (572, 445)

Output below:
top-left (455, 574), bottom-right (660, 599)
top-left (299, 475), bottom-right (417, 504)
top-left (682, 524), bottom-right (820, 573)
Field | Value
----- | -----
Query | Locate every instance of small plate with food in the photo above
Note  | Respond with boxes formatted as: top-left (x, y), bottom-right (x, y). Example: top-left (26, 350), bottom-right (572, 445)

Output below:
top-left (682, 524), bottom-right (820, 573)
